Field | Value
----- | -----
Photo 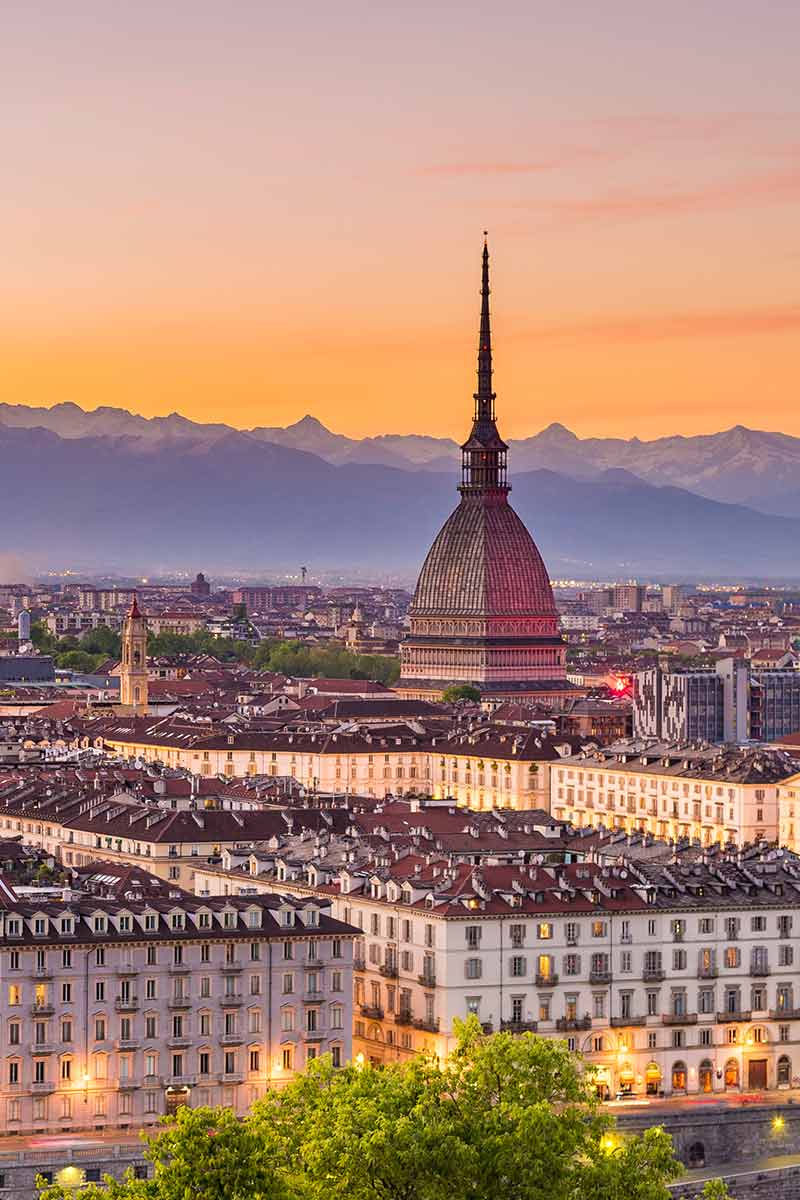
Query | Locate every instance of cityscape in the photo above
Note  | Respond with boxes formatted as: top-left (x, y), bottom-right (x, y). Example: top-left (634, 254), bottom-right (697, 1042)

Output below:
top-left (4, 4), bottom-right (800, 1200)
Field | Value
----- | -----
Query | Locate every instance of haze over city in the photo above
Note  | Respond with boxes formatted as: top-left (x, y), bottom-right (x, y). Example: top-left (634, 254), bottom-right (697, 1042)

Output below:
top-left (3, 1), bottom-right (800, 441)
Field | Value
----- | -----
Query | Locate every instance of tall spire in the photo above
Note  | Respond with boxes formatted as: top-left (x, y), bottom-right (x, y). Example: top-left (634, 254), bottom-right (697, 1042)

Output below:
top-left (459, 234), bottom-right (509, 497)
top-left (475, 232), bottom-right (495, 421)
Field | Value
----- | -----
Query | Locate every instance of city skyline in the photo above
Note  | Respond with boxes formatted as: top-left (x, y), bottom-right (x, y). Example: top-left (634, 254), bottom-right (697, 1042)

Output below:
top-left (3, 3), bottom-right (800, 440)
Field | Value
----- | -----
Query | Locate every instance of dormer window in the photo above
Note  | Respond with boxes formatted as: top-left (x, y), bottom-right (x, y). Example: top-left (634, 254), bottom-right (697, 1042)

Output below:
top-left (247, 911), bottom-right (261, 929)
top-left (171, 913), bottom-right (185, 930)
top-left (94, 916), bottom-right (106, 933)
top-left (281, 910), bottom-right (295, 928)
top-left (34, 918), bottom-right (47, 937)
top-left (60, 918), bottom-right (73, 935)
top-left (144, 914), bottom-right (157, 931)
top-left (119, 916), bottom-right (131, 932)
top-left (306, 909), bottom-right (319, 927)
top-left (223, 912), bottom-right (235, 929)
top-left (198, 912), bottom-right (211, 928)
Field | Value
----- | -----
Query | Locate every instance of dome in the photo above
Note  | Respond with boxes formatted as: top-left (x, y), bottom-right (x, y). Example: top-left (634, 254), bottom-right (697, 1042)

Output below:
top-left (411, 495), bottom-right (556, 618)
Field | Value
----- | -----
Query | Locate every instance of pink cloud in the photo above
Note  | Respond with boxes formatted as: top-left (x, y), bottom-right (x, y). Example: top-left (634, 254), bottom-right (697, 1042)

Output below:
top-left (535, 166), bottom-right (800, 226)
top-left (525, 305), bottom-right (800, 344)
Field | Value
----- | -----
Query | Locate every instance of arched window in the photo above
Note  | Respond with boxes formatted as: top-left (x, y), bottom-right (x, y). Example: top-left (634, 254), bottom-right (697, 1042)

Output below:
top-left (724, 1058), bottom-right (739, 1089)
top-left (671, 1061), bottom-right (687, 1092)
top-left (699, 1059), bottom-right (713, 1093)
top-left (778, 1055), bottom-right (791, 1086)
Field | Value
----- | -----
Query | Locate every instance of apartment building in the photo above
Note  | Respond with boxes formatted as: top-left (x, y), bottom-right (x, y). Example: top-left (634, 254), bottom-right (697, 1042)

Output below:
top-left (0, 867), bottom-right (354, 1134)
top-left (551, 741), bottom-right (798, 847)
top-left (0, 768), bottom-right (347, 890)
top-left (194, 843), bottom-right (800, 1098)
top-left (89, 720), bottom-right (581, 811)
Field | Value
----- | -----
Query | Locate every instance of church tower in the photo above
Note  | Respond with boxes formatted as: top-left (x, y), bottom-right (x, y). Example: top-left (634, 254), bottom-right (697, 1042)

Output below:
top-left (119, 593), bottom-right (149, 713)
top-left (398, 237), bottom-right (568, 704)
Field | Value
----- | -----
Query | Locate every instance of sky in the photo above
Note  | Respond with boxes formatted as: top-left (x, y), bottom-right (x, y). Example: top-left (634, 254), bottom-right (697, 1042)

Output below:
top-left (2, 1), bottom-right (800, 441)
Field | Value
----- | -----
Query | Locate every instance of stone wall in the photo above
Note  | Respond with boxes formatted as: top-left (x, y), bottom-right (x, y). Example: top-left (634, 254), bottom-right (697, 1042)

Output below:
top-left (672, 1164), bottom-right (800, 1199)
top-left (617, 1102), bottom-right (800, 1169)
top-left (0, 1143), bottom-right (146, 1200)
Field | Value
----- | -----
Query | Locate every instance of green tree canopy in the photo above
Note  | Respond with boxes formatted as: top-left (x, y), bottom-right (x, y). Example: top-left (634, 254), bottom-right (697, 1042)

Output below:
top-left (442, 684), bottom-right (481, 703)
top-left (39, 1019), bottom-right (700, 1200)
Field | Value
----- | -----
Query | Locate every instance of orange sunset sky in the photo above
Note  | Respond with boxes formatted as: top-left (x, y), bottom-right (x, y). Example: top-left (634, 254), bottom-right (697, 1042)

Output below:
top-left (3, 2), bottom-right (799, 442)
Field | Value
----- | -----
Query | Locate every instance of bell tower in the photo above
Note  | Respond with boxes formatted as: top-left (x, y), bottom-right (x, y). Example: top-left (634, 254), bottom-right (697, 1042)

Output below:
top-left (119, 593), bottom-right (149, 714)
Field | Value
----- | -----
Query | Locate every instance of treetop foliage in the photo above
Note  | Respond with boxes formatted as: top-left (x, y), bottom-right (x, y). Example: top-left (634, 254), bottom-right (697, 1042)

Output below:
top-left (35, 1018), bottom-right (713, 1200)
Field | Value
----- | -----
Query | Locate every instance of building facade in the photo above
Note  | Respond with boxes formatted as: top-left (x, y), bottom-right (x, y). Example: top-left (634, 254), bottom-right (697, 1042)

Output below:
top-left (550, 741), bottom-right (797, 846)
top-left (0, 882), bottom-right (354, 1134)
top-left (634, 658), bottom-right (800, 744)
top-left (194, 846), bottom-right (800, 1099)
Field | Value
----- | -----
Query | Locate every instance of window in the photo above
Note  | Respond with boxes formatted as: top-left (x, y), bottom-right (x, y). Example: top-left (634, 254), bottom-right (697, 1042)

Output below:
top-left (537, 923), bottom-right (552, 940)
top-left (591, 921), bottom-right (607, 938)
top-left (282, 1047), bottom-right (293, 1072)
top-left (465, 927), bottom-right (481, 949)
top-left (465, 959), bottom-right (482, 979)
top-left (509, 956), bottom-right (526, 978)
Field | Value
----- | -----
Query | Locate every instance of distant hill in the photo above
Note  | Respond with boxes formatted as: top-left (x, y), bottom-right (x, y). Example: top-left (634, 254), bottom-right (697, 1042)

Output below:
top-left (3, 402), bottom-right (800, 516)
top-left (1, 420), bottom-right (800, 578)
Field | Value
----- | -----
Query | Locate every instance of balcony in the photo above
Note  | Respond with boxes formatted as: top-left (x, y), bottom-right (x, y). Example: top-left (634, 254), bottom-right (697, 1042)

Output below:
top-left (589, 970), bottom-right (613, 985)
top-left (220, 1071), bottom-right (244, 1084)
top-left (353, 958), bottom-right (366, 972)
top-left (500, 1020), bottom-right (538, 1034)
top-left (642, 968), bottom-right (665, 982)
top-left (535, 973), bottom-right (559, 988)
top-left (114, 997), bottom-right (139, 1012)
top-left (609, 1016), bottom-right (646, 1027)
top-left (115, 1039), bottom-right (140, 1051)
top-left (220, 994), bottom-right (243, 1007)
top-left (32, 967), bottom-right (53, 980)
top-left (168, 996), bottom-right (192, 1010)
top-left (117, 963), bottom-right (137, 976)
top-left (556, 1017), bottom-right (591, 1032)
top-left (770, 1008), bottom-right (800, 1020)
top-left (29, 1042), bottom-right (55, 1055)
top-left (413, 1017), bottom-right (439, 1034)
top-left (220, 1033), bottom-right (244, 1046)
top-left (360, 1004), bottom-right (384, 1020)
top-left (118, 1077), bottom-right (140, 1090)
top-left (750, 963), bottom-right (771, 977)
top-left (379, 964), bottom-right (399, 979)
top-left (222, 961), bottom-right (243, 974)
top-left (304, 1030), bottom-right (325, 1042)
top-left (143, 1074), bottom-right (163, 1087)
top-left (164, 1074), bottom-right (196, 1088)
top-left (167, 1036), bottom-right (192, 1049)
top-left (169, 964), bottom-right (192, 975)
top-left (30, 1002), bottom-right (55, 1017)
top-left (394, 1010), bottom-right (413, 1025)
top-left (718, 1010), bottom-right (752, 1023)
top-left (303, 992), bottom-right (323, 1005)
top-left (662, 1013), bottom-right (698, 1026)
top-left (418, 974), bottom-right (437, 989)
top-left (697, 966), bottom-right (719, 979)
top-left (30, 1081), bottom-right (56, 1094)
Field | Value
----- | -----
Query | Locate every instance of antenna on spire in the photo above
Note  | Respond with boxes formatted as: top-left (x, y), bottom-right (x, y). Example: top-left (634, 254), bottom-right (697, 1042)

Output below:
top-left (475, 233), bottom-right (494, 420)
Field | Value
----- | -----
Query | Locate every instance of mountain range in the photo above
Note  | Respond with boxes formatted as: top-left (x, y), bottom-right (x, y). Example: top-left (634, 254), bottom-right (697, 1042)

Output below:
top-left (2, 402), bottom-right (800, 577)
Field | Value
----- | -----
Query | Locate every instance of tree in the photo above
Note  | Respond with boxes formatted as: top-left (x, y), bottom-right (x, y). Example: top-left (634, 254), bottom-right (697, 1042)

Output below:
top-left (55, 649), bottom-right (103, 673)
top-left (31, 621), bottom-right (56, 653)
top-left (80, 626), bottom-right (122, 657)
top-left (38, 1105), bottom-right (287, 1200)
top-left (38, 1020), bottom-right (724, 1200)
top-left (442, 684), bottom-right (481, 703)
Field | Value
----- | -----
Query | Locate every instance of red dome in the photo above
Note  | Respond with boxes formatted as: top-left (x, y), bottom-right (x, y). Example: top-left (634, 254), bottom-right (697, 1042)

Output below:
top-left (411, 493), bottom-right (556, 618)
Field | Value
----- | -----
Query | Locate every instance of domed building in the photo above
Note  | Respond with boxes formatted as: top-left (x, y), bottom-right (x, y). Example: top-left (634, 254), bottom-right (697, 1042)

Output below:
top-left (399, 240), bottom-right (573, 706)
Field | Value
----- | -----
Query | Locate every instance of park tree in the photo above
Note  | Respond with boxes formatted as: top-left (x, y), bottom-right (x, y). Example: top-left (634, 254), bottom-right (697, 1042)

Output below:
top-left (38, 1020), bottom-right (715, 1200)
top-left (442, 684), bottom-right (481, 703)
